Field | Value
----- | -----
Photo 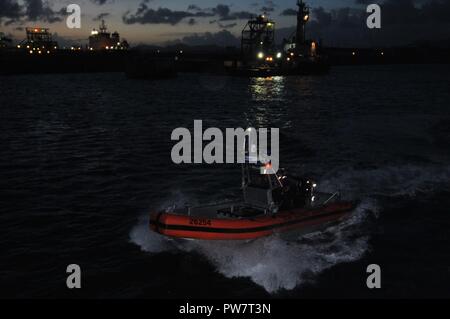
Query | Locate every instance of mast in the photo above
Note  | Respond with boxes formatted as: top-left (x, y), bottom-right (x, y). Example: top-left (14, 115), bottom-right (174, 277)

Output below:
top-left (100, 20), bottom-right (107, 34)
top-left (296, 0), bottom-right (310, 47)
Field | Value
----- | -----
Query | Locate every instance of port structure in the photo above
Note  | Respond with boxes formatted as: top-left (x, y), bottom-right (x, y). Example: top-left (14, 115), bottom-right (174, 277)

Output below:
top-left (16, 28), bottom-right (58, 54)
top-left (241, 14), bottom-right (277, 64)
top-left (283, 0), bottom-right (317, 59)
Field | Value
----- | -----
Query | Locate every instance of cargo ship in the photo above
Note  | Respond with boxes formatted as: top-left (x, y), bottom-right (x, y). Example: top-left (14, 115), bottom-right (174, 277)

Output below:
top-left (0, 22), bottom-right (129, 75)
top-left (15, 27), bottom-right (59, 54)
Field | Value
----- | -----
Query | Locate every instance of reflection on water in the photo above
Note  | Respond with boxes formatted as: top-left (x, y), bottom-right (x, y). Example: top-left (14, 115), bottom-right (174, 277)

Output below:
top-left (246, 76), bottom-right (292, 129)
top-left (249, 76), bottom-right (286, 102)
top-left (2, 66), bottom-right (450, 298)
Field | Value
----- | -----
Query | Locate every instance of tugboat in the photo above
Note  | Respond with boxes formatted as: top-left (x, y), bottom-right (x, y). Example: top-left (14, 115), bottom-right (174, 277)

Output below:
top-left (225, 0), bottom-right (330, 77)
top-left (150, 162), bottom-right (356, 241)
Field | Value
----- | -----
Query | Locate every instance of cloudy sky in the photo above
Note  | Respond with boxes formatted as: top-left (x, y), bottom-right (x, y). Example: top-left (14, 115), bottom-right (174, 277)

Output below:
top-left (1, 0), bottom-right (450, 47)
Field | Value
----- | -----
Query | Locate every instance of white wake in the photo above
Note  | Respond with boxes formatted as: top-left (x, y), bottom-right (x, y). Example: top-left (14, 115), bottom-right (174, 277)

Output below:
top-left (130, 163), bottom-right (450, 293)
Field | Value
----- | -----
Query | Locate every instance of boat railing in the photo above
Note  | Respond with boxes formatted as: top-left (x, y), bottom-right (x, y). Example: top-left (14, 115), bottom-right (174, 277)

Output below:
top-left (323, 192), bottom-right (340, 205)
top-left (190, 200), bottom-right (242, 209)
top-left (185, 201), bottom-right (244, 216)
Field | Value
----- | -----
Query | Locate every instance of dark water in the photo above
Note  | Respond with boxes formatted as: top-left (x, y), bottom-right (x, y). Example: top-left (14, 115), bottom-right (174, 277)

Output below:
top-left (1, 65), bottom-right (450, 298)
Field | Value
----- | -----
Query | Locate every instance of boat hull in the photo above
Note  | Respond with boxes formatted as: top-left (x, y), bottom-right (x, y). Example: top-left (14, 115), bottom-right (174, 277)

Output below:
top-left (149, 201), bottom-right (355, 241)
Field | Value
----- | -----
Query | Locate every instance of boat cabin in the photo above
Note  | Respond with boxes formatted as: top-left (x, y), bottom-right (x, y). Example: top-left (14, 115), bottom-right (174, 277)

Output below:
top-left (242, 163), bottom-right (316, 212)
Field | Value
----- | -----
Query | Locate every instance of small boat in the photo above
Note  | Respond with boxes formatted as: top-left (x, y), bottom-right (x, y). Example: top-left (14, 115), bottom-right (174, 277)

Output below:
top-left (150, 163), bottom-right (357, 241)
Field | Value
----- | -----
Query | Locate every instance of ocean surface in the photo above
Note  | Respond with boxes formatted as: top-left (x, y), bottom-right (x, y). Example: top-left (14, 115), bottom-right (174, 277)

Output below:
top-left (1, 65), bottom-right (450, 298)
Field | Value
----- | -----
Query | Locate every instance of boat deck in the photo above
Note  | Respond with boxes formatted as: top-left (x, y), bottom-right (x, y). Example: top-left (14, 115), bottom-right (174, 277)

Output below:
top-left (172, 192), bottom-right (338, 219)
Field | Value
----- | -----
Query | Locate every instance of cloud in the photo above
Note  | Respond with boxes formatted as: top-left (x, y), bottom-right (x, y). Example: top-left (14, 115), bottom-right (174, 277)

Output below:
top-left (280, 8), bottom-right (297, 16)
top-left (261, 0), bottom-right (276, 13)
top-left (0, 0), bottom-right (22, 21)
top-left (123, 1), bottom-right (213, 25)
top-left (261, 7), bottom-right (275, 12)
top-left (123, 2), bottom-right (253, 25)
top-left (218, 22), bottom-right (237, 29)
top-left (1, 0), bottom-right (63, 25)
top-left (210, 4), bottom-right (253, 21)
top-left (296, 0), bottom-right (450, 47)
top-left (187, 4), bottom-right (201, 11)
top-left (24, 0), bottom-right (63, 23)
top-left (168, 29), bottom-right (240, 47)
top-left (4, 19), bottom-right (18, 26)
top-left (123, 7), bottom-right (199, 25)
top-left (312, 7), bottom-right (332, 27)
top-left (90, 0), bottom-right (113, 5)
top-left (213, 4), bottom-right (230, 18)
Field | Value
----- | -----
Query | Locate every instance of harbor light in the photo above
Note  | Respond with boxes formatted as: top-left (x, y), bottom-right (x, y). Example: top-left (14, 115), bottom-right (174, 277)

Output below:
top-left (257, 52), bottom-right (264, 59)
top-left (29, 50), bottom-right (33, 54)
top-left (17, 45), bottom-right (21, 49)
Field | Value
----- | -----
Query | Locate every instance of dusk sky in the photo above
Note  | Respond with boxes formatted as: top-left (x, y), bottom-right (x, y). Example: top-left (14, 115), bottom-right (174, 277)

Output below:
top-left (1, 0), bottom-right (450, 47)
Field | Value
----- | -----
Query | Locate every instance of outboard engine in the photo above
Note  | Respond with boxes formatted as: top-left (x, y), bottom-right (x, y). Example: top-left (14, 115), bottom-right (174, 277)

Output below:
top-left (275, 174), bottom-right (316, 209)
